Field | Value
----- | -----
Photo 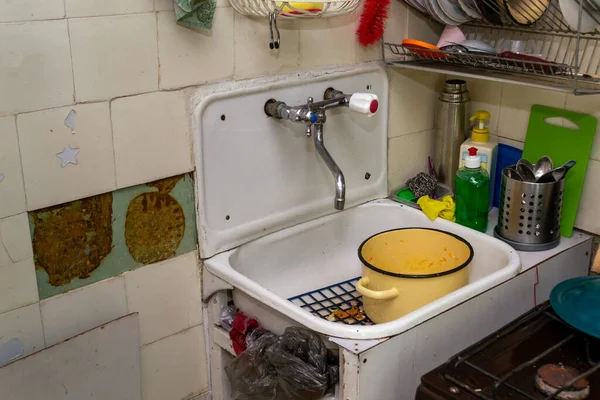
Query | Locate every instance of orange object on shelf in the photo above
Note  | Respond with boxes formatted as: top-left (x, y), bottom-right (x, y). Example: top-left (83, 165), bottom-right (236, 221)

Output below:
top-left (402, 39), bottom-right (446, 59)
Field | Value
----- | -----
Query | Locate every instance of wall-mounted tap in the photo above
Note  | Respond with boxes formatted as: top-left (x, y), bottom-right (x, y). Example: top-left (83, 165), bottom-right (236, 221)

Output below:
top-left (264, 88), bottom-right (379, 211)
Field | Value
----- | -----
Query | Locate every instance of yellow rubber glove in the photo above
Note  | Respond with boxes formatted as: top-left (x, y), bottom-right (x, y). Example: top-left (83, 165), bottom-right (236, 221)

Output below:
top-left (417, 195), bottom-right (456, 222)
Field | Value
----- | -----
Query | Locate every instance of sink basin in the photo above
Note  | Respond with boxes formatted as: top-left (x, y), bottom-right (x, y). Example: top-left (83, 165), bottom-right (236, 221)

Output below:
top-left (205, 199), bottom-right (521, 340)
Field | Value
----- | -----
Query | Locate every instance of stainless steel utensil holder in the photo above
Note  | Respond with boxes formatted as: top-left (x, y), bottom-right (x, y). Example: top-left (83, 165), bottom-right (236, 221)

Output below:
top-left (494, 166), bottom-right (564, 251)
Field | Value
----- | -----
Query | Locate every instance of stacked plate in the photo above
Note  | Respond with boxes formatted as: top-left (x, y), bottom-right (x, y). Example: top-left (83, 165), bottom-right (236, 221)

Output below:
top-left (406, 0), bottom-right (600, 31)
top-left (405, 0), bottom-right (480, 25)
top-left (403, 0), bottom-right (553, 26)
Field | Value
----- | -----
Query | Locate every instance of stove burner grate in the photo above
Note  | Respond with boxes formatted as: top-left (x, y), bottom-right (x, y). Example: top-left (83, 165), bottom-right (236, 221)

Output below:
top-left (443, 303), bottom-right (600, 400)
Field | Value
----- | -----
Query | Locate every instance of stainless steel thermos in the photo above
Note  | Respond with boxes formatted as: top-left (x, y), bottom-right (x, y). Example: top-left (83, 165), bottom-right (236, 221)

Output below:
top-left (434, 79), bottom-right (470, 191)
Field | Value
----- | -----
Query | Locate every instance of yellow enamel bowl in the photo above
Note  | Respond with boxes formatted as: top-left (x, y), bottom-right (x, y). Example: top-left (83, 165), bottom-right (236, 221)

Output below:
top-left (356, 228), bottom-right (473, 324)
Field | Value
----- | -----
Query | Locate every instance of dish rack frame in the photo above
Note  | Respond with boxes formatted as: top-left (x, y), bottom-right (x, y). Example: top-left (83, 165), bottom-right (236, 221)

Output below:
top-left (229, 0), bottom-right (361, 49)
top-left (384, 0), bottom-right (600, 94)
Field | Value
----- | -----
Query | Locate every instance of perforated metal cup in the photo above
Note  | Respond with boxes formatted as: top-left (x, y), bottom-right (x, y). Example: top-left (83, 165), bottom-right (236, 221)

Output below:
top-left (494, 166), bottom-right (564, 251)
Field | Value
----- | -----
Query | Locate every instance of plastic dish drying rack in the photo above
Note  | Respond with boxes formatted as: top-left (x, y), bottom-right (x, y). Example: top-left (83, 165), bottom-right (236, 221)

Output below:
top-left (384, 0), bottom-right (600, 94)
top-left (287, 277), bottom-right (374, 326)
top-left (229, 0), bottom-right (360, 48)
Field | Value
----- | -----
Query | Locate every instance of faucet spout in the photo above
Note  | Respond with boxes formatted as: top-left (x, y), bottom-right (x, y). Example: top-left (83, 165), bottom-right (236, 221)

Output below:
top-left (314, 123), bottom-right (345, 210)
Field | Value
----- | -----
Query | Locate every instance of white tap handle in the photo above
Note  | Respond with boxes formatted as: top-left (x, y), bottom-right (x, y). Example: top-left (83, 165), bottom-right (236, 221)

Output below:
top-left (349, 93), bottom-right (379, 117)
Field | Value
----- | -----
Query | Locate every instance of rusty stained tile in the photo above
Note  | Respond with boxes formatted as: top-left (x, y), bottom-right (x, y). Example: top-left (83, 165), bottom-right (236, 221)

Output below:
top-left (125, 175), bottom-right (185, 265)
top-left (31, 193), bottom-right (113, 287)
top-left (31, 173), bottom-right (197, 299)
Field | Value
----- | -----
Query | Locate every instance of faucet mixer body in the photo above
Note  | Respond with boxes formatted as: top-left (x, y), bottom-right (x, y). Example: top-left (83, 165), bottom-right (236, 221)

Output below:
top-left (264, 88), bottom-right (378, 211)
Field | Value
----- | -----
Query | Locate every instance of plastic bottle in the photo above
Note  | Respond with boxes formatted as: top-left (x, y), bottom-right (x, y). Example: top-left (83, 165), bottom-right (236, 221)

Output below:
top-left (459, 110), bottom-right (498, 205)
top-left (455, 147), bottom-right (490, 232)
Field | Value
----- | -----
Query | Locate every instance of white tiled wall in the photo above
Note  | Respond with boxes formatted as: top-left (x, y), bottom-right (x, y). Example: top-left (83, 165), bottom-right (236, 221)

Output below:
top-left (123, 252), bottom-right (203, 346)
top-left (17, 102), bottom-right (116, 209)
top-left (387, 69), bottom-right (443, 190)
top-left (0, 214), bottom-right (38, 315)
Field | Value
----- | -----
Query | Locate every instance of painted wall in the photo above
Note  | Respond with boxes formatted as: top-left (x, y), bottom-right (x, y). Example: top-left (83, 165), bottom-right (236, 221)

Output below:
top-left (0, 1), bottom-right (434, 399)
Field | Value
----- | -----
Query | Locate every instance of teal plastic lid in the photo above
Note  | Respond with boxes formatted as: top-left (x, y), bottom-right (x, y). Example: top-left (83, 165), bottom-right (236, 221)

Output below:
top-left (550, 276), bottom-right (600, 339)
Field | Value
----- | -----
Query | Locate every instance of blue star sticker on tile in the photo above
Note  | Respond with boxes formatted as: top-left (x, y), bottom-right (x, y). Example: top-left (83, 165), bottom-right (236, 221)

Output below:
top-left (56, 145), bottom-right (80, 167)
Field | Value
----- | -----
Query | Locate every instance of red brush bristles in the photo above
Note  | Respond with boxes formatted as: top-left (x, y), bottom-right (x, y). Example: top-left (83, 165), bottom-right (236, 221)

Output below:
top-left (357, 0), bottom-right (390, 47)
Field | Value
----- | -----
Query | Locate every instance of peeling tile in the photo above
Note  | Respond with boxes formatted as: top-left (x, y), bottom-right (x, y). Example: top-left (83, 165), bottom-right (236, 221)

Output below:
top-left (32, 174), bottom-right (197, 300)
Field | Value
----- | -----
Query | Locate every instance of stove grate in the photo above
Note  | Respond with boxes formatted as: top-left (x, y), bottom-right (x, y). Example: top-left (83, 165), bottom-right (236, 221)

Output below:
top-left (446, 303), bottom-right (600, 400)
top-left (287, 277), bottom-right (374, 326)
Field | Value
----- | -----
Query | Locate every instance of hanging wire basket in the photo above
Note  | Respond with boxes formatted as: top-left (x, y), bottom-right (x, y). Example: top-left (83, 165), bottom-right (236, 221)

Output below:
top-left (228, 0), bottom-right (361, 18)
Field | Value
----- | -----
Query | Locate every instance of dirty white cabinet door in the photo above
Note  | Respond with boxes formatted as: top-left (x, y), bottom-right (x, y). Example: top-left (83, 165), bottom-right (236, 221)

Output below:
top-left (0, 313), bottom-right (141, 400)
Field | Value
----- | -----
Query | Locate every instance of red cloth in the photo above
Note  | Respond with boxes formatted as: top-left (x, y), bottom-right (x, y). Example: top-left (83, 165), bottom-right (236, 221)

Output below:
top-left (229, 312), bottom-right (259, 355)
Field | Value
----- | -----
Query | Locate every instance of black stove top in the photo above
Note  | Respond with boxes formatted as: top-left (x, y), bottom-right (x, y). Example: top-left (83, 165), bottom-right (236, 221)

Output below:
top-left (416, 302), bottom-right (600, 399)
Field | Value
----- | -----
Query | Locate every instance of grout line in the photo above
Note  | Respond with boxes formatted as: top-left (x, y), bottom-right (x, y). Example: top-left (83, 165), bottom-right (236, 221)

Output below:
top-left (155, 11), bottom-right (161, 90)
top-left (12, 115), bottom-right (30, 212)
top-left (140, 322), bottom-right (204, 349)
top-left (64, 11), bottom-right (157, 21)
top-left (65, 19), bottom-right (77, 103)
top-left (38, 301), bottom-right (47, 348)
top-left (108, 97), bottom-right (119, 190)
top-left (0, 10), bottom-right (156, 25)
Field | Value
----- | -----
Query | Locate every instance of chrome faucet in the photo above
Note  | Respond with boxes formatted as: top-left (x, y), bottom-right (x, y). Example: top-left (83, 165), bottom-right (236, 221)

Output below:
top-left (264, 88), bottom-right (379, 211)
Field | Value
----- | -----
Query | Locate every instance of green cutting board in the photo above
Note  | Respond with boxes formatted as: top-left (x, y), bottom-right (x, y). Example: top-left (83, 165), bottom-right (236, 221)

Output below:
top-left (523, 105), bottom-right (597, 238)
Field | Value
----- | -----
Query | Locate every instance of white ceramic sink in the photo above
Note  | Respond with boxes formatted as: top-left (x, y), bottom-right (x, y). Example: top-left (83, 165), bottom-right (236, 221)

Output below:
top-left (205, 199), bottom-right (521, 340)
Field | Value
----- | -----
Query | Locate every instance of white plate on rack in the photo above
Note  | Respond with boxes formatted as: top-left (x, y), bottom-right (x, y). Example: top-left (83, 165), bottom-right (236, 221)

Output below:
top-left (438, 0), bottom-right (472, 22)
top-left (458, 0), bottom-right (484, 18)
top-left (559, 0), bottom-right (598, 32)
top-left (405, 0), bottom-right (428, 13)
top-left (426, 0), bottom-right (460, 24)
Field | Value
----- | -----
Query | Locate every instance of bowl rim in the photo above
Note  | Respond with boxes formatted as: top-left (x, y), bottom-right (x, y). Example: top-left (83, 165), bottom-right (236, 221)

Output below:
top-left (357, 227), bottom-right (474, 279)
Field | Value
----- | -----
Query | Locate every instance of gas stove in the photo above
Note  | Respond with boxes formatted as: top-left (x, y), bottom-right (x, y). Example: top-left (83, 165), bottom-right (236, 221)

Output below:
top-left (416, 302), bottom-right (600, 399)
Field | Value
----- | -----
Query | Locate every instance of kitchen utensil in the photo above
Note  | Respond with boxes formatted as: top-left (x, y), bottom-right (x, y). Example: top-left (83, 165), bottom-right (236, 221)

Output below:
top-left (495, 166), bottom-right (565, 251)
top-left (357, 0), bottom-right (390, 46)
top-left (516, 158), bottom-right (535, 173)
top-left (496, 39), bottom-right (543, 56)
top-left (461, 39), bottom-right (496, 54)
top-left (534, 155), bottom-right (553, 179)
top-left (516, 160), bottom-right (536, 182)
top-left (505, 166), bottom-right (523, 181)
top-left (434, 80), bottom-right (471, 191)
top-left (436, 25), bottom-right (467, 48)
top-left (476, 0), bottom-right (503, 24)
top-left (504, 0), bottom-right (549, 25)
top-left (437, 0), bottom-right (471, 23)
top-left (550, 276), bottom-right (600, 339)
top-left (440, 44), bottom-right (469, 53)
top-left (537, 159), bottom-right (577, 183)
top-left (457, 0), bottom-right (483, 18)
top-left (559, 0), bottom-right (598, 32)
top-left (425, 0), bottom-right (459, 24)
top-left (402, 39), bottom-right (446, 59)
top-left (523, 105), bottom-right (597, 237)
top-left (390, 183), bottom-right (453, 209)
top-left (355, 228), bottom-right (473, 324)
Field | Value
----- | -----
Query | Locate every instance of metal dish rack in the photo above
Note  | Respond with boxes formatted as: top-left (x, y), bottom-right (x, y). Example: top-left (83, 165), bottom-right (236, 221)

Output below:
top-left (384, 0), bottom-right (600, 94)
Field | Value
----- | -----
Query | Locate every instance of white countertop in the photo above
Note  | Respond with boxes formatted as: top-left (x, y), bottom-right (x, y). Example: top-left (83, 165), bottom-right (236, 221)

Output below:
top-left (486, 208), bottom-right (592, 273)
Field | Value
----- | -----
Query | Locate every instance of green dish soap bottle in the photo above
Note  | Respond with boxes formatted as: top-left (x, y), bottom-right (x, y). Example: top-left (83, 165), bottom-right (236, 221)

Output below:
top-left (455, 147), bottom-right (489, 232)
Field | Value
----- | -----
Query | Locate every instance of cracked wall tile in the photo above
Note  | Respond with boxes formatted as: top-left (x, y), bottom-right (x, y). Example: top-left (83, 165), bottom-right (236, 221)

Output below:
top-left (0, 213), bottom-right (38, 314)
top-left (0, 214), bottom-right (34, 263)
